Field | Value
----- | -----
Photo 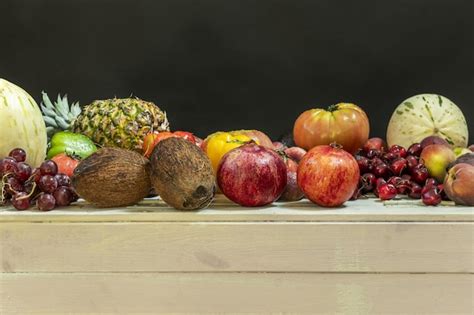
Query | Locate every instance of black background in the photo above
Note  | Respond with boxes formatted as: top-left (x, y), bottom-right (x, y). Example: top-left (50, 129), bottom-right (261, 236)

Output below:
top-left (1, 0), bottom-right (473, 142)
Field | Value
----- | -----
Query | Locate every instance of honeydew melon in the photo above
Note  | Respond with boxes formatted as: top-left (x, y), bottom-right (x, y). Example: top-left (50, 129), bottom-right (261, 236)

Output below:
top-left (0, 79), bottom-right (47, 166)
top-left (387, 94), bottom-right (469, 149)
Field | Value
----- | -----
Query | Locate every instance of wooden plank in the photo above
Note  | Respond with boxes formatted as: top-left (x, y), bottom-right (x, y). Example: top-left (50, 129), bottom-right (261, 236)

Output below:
top-left (1, 273), bottom-right (472, 314)
top-left (0, 196), bottom-right (473, 222)
top-left (1, 222), bottom-right (472, 273)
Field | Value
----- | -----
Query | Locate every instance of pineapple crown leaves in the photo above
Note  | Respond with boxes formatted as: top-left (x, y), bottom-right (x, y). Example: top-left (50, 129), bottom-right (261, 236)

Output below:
top-left (41, 91), bottom-right (81, 137)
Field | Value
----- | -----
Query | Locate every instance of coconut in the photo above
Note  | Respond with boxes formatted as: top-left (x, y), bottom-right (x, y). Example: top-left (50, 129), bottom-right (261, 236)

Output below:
top-left (150, 137), bottom-right (215, 210)
top-left (72, 147), bottom-right (151, 207)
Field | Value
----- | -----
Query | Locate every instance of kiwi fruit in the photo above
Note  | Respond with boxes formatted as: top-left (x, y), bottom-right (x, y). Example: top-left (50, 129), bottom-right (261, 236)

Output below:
top-left (72, 147), bottom-right (151, 207)
top-left (149, 137), bottom-right (215, 210)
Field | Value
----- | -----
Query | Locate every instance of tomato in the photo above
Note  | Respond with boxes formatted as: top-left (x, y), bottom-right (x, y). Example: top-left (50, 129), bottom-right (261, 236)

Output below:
top-left (51, 153), bottom-right (80, 177)
top-left (202, 132), bottom-right (254, 174)
top-left (293, 103), bottom-right (370, 154)
top-left (143, 131), bottom-right (196, 158)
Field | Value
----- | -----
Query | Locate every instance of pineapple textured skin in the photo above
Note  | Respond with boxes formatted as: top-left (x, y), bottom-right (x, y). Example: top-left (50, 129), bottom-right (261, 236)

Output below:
top-left (71, 98), bottom-right (169, 151)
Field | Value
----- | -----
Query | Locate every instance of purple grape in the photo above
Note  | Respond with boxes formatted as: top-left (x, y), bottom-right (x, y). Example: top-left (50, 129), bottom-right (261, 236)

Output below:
top-left (55, 173), bottom-right (71, 187)
top-left (11, 192), bottom-right (30, 210)
top-left (37, 193), bottom-right (56, 211)
top-left (39, 175), bottom-right (58, 193)
top-left (53, 186), bottom-right (73, 206)
top-left (6, 176), bottom-right (23, 195)
top-left (1, 157), bottom-right (18, 175)
top-left (9, 148), bottom-right (27, 162)
top-left (14, 162), bottom-right (32, 182)
top-left (39, 160), bottom-right (58, 176)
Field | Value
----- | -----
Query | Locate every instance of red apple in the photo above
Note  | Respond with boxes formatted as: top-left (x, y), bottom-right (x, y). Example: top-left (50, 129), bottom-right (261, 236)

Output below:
top-left (363, 137), bottom-right (386, 153)
top-left (444, 163), bottom-right (474, 206)
top-left (420, 144), bottom-right (456, 182)
top-left (284, 147), bottom-right (307, 163)
top-left (217, 144), bottom-right (287, 206)
top-left (279, 158), bottom-right (304, 201)
top-left (420, 135), bottom-right (451, 149)
top-left (297, 144), bottom-right (359, 207)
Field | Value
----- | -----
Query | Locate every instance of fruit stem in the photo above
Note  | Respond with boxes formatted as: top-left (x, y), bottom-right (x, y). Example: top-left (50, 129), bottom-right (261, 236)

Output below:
top-left (327, 104), bottom-right (339, 112)
top-left (330, 142), bottom-right (343, 149)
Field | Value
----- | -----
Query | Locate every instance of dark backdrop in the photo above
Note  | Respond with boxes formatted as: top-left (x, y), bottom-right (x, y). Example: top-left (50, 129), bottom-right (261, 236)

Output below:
top-left (1, 0), bottom-right (473, 142)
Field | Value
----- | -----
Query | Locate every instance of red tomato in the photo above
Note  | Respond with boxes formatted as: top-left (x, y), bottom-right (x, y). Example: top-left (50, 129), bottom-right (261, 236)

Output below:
top-left (51, 153), bottom-right (80, 177)
top-left (142, 131), bottom-right (196, 158)
top-left (293, 103), bottom-right (370, 154)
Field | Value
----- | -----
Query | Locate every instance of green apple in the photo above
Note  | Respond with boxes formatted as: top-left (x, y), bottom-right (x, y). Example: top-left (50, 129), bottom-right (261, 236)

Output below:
top-left (420, 144), bottom-right (456, 182)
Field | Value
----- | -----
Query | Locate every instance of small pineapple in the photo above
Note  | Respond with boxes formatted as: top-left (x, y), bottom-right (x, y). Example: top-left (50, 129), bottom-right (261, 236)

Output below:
top-left (41, 93), bottom-right (170, 151)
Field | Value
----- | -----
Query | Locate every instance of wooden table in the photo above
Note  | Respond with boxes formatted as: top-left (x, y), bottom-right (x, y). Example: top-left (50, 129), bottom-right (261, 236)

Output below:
top-left (1, 196), bottom-right (473, 314)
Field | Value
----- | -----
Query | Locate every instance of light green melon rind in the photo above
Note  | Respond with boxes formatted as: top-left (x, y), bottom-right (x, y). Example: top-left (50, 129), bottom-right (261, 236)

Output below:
top-left (387, 94), bottom-right (468, 148)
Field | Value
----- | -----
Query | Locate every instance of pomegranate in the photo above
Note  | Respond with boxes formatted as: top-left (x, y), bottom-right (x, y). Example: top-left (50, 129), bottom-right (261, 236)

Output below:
top-left (297, 144), bottom-right (359, 207)
top-left (217, 144), bottom-right (287, 207)
top-left (279, 157), bottom-right (304, 201)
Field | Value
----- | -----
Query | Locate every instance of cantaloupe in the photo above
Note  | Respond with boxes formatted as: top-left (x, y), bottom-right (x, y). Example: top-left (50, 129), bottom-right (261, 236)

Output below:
top-left (387, 94), bottom-right (469, 149)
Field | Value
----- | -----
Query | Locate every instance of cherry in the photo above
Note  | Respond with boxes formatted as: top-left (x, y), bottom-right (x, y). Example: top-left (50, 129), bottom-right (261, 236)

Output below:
top-left (355, 155), bottom-right (370, 174)
top-left (389, 145), bottom-right (407, 158)
top-left (387, 176), bottom-right (402, 186)
top-left (409, 182), bottom-right (422, 199)
top-left (396, 178), bottom-right (412, 194)
top-left (378, 183), bottom-right (397, 200)
top-left (425, 178), bottom-right (438, 188)
top-left (406, 155), bottom-right (419, 170)
top-left (366, 149), bottom-right (382, 159)
top-left (382, 152), bottom-right (397, 162)
top-left (390, 158), bottom-right (407, 175)
top-left (360, 173), bottom-right (377, 192)
top-left (407, 143), bottom-right (423, 157)
top-left (411, 165), bottom-right (429, 184)
top-left (373, 163), bottom-right (391, 179)
top-left (422, 188), bottom-right (442, 206)
top-left (401, 174), bottom-right (412, 181)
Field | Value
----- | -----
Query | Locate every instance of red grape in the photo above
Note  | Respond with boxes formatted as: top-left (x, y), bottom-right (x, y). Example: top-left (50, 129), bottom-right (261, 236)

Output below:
top-left (14, 162), bottom-right (32, 182)
top-left (39, 175), bottom-right (58, 193)
top-left (40, 160), bottom-right (58, 176)
top-left (1, 157), bottom-right (18, 175)
top-left (55, 173), bottom-right (71, 187)
top-left (9, 148), bottom-right (27, 162)
top-left (5, 176), bottom-right (23, 195)
top-left (11, 192), bottom-right (30, 210)
top-left (53, 186), bottom-right (73, 206)
top-left (37, 193), bottom-right (56, 211)
top-left (30, 168), bottom-right (42, 184)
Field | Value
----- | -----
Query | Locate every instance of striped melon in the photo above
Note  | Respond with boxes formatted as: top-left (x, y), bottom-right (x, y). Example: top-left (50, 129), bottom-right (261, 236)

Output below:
top-left (0, 79), bottom-right (47, 167)
top-left (387, 94), bottom-right (469, 148)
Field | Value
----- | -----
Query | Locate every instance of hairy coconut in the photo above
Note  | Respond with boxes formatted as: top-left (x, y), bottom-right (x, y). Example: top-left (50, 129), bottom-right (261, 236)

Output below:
top-left (72, 147), bottom-right (151, 207)
top-left (150, 137), bottom-right (215, 210)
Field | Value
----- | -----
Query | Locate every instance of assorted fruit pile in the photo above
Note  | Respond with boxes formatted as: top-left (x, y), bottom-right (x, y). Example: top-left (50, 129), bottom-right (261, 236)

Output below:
top-left (0, 77), bottom-right (473, 211)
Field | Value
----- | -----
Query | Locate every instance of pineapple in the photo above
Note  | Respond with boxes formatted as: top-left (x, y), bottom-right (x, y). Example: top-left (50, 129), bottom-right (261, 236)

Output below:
top-left (41, 92), bottom-right (170, 151)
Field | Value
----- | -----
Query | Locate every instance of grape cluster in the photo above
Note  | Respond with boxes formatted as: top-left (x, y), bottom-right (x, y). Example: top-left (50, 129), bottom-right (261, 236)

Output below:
top-left (0, 148), bottom-right (78, 211)
top-left (353, 143), bottom-right (446, 206)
